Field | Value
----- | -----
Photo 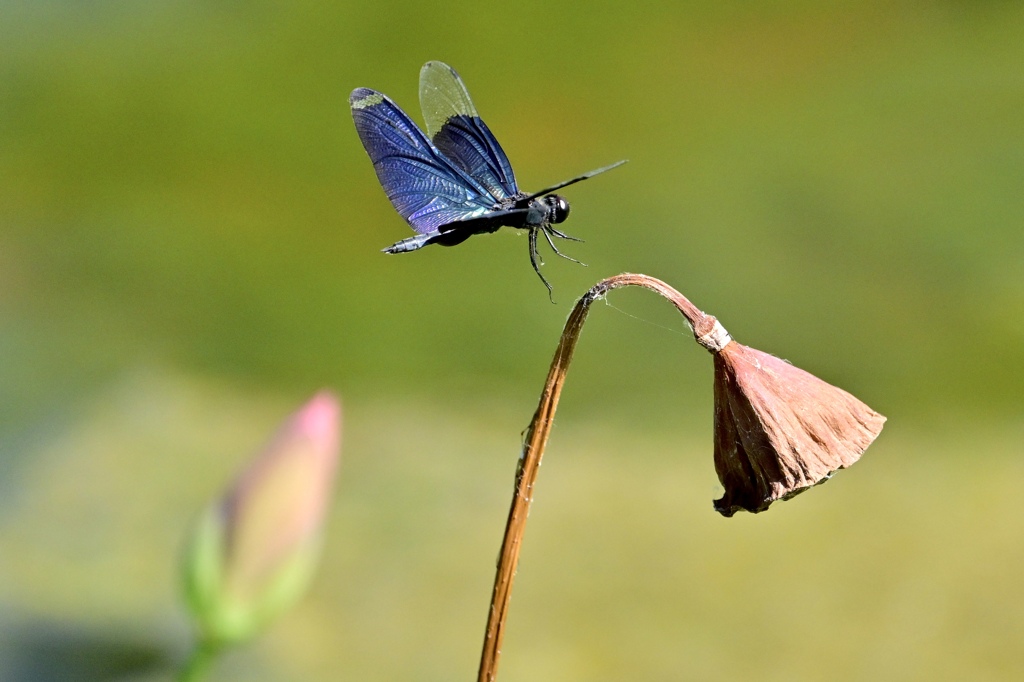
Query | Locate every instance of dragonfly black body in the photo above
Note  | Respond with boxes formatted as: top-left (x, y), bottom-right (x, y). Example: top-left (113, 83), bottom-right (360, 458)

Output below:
top-left (351, 61), bottom-right (625, 296)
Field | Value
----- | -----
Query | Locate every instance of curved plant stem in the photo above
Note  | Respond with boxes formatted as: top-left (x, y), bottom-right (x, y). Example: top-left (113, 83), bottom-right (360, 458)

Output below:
top-left (177, 638), bottom-right (222, 682)
top-left (476, 273), bottom-right (718, 682)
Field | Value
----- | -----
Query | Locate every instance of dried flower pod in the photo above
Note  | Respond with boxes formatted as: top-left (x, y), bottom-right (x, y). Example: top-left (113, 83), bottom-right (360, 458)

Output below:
top-left (710, 341), bottom-right (886, 516)
top-left (477, 273), bottom-right (885, 682)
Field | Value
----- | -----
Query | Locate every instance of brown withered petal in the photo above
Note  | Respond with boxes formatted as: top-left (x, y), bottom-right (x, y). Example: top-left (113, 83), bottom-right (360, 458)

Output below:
top-left (711, 342), bottom-right (886, 516)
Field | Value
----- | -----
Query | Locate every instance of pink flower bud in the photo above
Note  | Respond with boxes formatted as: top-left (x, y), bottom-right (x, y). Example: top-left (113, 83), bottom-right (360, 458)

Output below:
top-left (183, 391), bottom-right (341, 645)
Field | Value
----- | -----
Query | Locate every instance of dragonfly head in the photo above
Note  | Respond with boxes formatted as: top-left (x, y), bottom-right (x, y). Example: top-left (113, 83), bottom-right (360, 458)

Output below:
top-left (543, 195), bottom-right (571, 224)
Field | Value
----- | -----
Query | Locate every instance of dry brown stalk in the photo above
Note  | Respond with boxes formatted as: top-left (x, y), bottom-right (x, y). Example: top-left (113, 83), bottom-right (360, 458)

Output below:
top-left (476, 273), bottom-right (885, 682)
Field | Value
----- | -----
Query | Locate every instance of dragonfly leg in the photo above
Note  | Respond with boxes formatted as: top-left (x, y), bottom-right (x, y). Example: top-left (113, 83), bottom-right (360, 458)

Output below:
top-left (528, 228), bottom-right (554, 299)
top-left (547, 226), bottom-right (584, 242)
top-left (541, 226), bottom-right (586, 265)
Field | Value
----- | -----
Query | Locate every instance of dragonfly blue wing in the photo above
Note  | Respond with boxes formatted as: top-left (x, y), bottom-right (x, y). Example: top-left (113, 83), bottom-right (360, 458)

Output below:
top-left (419, 61), bottom-right (519, 200)
top-left (350, 87), bottom-right (498, 234)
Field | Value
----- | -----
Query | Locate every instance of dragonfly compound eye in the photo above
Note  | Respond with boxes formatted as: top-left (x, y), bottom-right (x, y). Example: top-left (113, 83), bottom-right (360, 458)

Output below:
top-left (551, 196), bottom-right (571, 224)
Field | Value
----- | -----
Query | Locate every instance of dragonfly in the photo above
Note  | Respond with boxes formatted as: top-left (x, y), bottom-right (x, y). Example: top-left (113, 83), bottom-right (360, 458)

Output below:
top-left (350, 61), bottom-right (626, 296)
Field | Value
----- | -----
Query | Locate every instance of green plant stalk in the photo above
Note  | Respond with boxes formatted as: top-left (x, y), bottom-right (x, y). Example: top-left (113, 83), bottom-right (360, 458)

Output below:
top-left (177, 637), bottom-right (222, 682)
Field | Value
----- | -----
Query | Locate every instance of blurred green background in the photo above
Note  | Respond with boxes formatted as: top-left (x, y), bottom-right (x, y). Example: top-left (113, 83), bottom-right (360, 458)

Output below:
top-left (1, 1), bottom-right (1022, 680)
